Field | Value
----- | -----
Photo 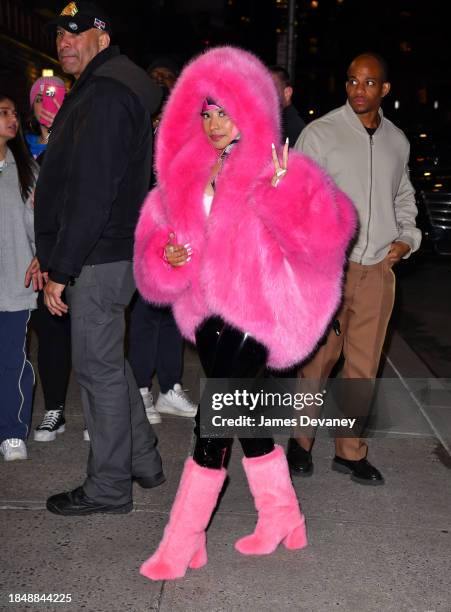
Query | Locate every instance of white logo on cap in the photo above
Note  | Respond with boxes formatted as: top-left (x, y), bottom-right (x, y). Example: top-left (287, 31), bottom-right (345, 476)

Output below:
top-left (68, 21), bottom-right (78, 30)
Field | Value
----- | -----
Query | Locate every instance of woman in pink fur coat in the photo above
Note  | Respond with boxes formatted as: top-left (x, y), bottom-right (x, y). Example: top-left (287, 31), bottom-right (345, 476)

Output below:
top-left (134, 46), bottom-right (356, 581)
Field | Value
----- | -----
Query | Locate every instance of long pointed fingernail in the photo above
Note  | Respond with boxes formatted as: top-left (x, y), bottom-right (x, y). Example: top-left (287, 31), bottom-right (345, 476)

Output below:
top-left (271, 143), bottom-right (275, 148)
top-left (186, 257), bottom-right (191, 262)
top-left (285, 137), bottom-right (289, 144)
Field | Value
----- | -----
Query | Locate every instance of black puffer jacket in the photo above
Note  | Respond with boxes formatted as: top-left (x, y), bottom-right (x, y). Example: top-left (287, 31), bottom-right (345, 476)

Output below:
top-left (34, 46), bottom-right (162, 284)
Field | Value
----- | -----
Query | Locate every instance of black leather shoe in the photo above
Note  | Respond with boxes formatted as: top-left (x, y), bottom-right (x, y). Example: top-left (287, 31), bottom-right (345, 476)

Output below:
top-left (132, 471), bottom-right (166, 489)
top-left (287, 438), bottom-right (313, 476)
top-left (46, 486), bottom-right (133, 516)
top-left (332, 456), bottom-right (384, 485)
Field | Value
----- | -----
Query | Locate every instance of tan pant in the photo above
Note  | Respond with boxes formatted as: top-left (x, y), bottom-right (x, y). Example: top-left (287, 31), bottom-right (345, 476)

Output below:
top-left (296, 260), bottom-right (396, 460)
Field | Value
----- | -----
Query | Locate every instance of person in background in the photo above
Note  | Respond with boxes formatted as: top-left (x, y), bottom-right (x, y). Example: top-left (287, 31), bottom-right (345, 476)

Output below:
top-left (34, 2), bottom-right (164, 516)
top-left (146, 57), bottom-right (178, 128)
top-left (129, 57), bottom-right (197, 424)
top-left (128, 296), bottom-right (197, 423)
top-left (269, 65), bottom-right (305, 145)
top-left (291, 53), bottom-right (421, 484)
top-left (0, 94), bottom-right (38, 461)
top-left (25, 76), bottom-right (74, 443)
top-left (25, 76), bottom-right (65, 160)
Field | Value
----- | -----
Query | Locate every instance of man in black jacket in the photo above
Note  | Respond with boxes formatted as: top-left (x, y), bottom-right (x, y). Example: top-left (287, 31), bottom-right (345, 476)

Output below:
top-left (34, 1), bottom-right (164, 515)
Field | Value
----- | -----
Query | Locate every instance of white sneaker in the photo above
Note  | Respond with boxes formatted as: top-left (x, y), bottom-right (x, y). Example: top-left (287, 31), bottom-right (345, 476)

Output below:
top-left (83, 429), bottom-right (90, 442)
top-left (140, 388), bottom-right (162, 424)
top-left (0, 438), bottom-right (28, 461)
top-left (155, 384), bottom-right (197, 418)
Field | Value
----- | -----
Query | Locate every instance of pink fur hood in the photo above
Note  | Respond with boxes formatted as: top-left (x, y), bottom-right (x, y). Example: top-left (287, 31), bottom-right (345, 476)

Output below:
top-left (134, 46), bottom-right (356, 369)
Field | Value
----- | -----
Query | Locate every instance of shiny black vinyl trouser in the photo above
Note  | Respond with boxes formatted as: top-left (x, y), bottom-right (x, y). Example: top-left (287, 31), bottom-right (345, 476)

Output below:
top-left (193, 316), bottom-right (275, 469)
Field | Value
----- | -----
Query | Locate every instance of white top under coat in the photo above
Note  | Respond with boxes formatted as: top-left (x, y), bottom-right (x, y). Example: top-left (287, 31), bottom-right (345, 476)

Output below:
top-left (203, 192), bottom-right (214, 216)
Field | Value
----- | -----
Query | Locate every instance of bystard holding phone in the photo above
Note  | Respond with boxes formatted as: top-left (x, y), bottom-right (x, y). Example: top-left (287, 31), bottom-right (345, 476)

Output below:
top-left (24, 76), bottom-right (73, 447)
top-left (26, 77), bottom-right (66, 158)
top-left (40, 84), bottom-right (66, 128)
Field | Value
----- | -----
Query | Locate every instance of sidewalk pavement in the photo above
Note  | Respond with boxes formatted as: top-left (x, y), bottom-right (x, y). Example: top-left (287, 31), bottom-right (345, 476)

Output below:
top-left (1, 330), bottom-right (450, 612)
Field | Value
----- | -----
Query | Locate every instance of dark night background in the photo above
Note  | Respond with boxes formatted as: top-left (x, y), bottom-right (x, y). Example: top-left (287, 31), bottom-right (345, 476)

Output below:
top-left (1, 0), bottom-right (450, 132)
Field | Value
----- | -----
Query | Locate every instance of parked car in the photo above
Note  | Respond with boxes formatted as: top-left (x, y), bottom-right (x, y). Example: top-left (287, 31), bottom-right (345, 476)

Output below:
top-left (408, 130), bottom-right (451, 256)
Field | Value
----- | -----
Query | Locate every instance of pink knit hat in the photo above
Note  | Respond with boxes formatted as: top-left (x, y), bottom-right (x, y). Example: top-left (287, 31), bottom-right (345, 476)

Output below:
top-left (29, 76), bottom-right (66, 107)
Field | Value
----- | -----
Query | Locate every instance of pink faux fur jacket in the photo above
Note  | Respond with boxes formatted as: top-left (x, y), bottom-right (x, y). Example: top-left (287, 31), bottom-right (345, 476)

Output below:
top-left (134, 47), bottom-right (356, 369)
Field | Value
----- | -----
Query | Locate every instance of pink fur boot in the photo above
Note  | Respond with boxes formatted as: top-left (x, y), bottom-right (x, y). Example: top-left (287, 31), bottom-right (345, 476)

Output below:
top-left (235, 445), bottom-right (308, 555)
top-left (140, 458), bottom-right (226, 580)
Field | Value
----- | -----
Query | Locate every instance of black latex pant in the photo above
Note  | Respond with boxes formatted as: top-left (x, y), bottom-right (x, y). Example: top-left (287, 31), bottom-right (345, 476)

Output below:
top-left (193, 316), bottom-right (275, 469)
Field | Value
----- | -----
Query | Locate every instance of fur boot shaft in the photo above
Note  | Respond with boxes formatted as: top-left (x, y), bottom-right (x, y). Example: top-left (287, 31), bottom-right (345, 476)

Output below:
top-left (134, 46), bottom-right (357, 369)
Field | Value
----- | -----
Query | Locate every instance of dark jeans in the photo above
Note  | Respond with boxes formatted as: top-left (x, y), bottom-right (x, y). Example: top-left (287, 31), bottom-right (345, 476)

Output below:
top-left (193, 316), bottom-right (275, 468)
top-left (31, 291), bottom-right (71, 411)
top-left (128, 294), bottom-right (183, 393)
top-left (0, 310), bottom-right (34, 442)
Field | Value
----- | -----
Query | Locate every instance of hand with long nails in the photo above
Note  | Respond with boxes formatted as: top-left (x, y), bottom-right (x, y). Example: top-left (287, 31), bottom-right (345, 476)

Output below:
top-left (271, 138), bottom-right (289, 187)
top-left (164, 232), bottom-right (193, 267)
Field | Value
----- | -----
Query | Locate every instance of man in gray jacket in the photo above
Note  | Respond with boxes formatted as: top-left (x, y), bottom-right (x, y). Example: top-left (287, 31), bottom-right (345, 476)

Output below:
top-left (290, 53), bottom-right (421, 484)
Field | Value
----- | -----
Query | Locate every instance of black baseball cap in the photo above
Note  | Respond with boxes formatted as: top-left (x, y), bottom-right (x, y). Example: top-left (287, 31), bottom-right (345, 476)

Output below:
top-left (45, 1), bottom-right (112, 35)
